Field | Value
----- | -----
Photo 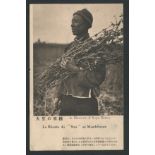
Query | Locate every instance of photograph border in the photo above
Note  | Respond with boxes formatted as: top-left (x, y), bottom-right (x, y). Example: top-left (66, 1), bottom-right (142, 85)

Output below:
top-left (26, 0), bottom-right (129, 154)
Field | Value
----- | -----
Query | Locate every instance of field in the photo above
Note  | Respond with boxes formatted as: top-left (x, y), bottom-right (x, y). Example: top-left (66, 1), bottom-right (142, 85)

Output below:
top-left (33, 42), bottom-right (123, 116)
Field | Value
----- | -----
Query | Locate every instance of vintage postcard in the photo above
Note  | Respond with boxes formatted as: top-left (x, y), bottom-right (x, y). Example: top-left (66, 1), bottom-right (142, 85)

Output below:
top-left (27, 1), bottom-right (128, 154)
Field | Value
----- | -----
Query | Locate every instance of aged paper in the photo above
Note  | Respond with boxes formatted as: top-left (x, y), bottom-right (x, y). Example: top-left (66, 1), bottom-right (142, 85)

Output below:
top-left (30, 116), bottom-right (123, 150)
top-left (30, 4), bottom-right (124, 151)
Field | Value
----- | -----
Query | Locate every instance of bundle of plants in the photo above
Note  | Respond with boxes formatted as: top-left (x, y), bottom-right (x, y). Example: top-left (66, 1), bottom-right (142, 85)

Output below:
top-left (34, 16), bottom-right (123, 107)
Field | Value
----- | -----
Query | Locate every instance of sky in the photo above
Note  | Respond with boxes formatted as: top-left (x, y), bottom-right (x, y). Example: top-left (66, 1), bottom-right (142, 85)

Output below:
top-left (32, 4), bottom-right (123, 43)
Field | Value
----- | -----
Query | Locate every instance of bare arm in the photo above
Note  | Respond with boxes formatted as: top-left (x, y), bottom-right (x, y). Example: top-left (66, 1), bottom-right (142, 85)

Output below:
top-left (61, 57), bottom-right (106, 88)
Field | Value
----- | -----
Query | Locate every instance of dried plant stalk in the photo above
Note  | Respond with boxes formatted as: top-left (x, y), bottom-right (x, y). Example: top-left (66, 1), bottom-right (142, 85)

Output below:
top-left (34, 16), bottom-right (124, 109)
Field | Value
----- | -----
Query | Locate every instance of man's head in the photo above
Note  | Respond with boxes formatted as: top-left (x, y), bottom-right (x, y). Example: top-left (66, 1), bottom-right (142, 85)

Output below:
top-left (71, 9), bottom-right (93, 36)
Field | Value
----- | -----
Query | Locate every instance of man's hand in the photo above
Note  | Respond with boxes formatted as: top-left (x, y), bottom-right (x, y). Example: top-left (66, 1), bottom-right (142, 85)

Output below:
top-left (60, 57), bottom-right (82, 72)
top-left (94, 57), bottom-right (103, 65)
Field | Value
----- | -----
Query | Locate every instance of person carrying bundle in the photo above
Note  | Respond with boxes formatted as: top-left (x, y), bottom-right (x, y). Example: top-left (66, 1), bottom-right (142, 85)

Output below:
top-left (53, 9), bottom-right (106, 115)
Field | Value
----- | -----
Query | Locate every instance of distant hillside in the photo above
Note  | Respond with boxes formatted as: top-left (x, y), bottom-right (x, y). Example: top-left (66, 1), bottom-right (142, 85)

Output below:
top-left (33, 42), bottom-right (68, 75)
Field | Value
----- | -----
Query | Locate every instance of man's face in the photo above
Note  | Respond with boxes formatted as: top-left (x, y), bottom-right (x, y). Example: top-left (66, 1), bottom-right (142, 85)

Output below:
top-left (71, 14), bottom-right (89, 36)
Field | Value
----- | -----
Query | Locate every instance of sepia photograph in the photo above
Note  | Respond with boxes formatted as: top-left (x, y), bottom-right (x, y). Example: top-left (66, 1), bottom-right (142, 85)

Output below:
top-left (32, 4), bottom-right (124, 116)
top-left (29, 3), bottom-right (127, 151)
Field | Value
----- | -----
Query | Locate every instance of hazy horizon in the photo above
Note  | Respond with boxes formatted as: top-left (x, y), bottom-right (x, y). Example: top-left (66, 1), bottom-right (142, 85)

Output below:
top-left (32, 4), bottom-right (123, 44)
